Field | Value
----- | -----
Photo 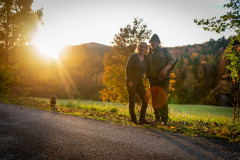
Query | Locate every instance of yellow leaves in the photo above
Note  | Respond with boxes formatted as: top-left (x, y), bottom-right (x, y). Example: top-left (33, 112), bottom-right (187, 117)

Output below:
top-left (170, 126), bottom-right (175, 130)
top-left (191, 52), bottom-right (199, 58)
top-left (170, 72), bottom-right (176, 79)
top-left (170, 79), bottom-right (176, 83)
top-left (169, 73), bottom-right (176, 92)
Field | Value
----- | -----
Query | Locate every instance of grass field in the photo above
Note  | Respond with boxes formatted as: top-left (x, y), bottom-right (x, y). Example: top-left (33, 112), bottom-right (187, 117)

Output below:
top-left (170, 104), bottom-right (233, 120)
top-left (32, 97), bottom-right (126, 107)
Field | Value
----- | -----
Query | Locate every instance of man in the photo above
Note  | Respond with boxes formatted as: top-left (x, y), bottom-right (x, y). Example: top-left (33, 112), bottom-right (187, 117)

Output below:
top-left (146, 34), bottom-right (176, 125)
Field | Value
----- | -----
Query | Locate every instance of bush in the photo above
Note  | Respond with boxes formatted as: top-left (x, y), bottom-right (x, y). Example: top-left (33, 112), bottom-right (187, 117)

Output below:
top-left (0, 66), bottom-right (17, 95)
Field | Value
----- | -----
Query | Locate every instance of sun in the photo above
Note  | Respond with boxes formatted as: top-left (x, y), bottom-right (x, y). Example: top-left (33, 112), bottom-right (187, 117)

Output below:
top-left (33, 25), bottom-right (65, 59)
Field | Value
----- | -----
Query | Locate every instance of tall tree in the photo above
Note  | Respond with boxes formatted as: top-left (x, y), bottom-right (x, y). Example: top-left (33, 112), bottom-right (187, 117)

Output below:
top-left (194, 0), bottom-right (240, 121)
top-left (100, 18), bottom-right (152, 103)
top-left (0, 0), bottom-right (43, 66)
top-left (224, 36), bottom-right (240, 120)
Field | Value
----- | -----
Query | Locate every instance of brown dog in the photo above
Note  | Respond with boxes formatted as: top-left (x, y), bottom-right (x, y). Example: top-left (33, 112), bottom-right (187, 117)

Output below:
top-left (50, 95), bottom-right (57, 110)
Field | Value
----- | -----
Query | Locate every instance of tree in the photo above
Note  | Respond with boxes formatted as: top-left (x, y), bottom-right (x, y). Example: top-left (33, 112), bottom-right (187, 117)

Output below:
top-left (224, 35), bottom-right (240, 120)
top-left (0, 0), bottom-right (43, 95)
top-left (194, 0), bottom-right (240, 121)
top-left (0, 0), bottom-right (43, 66)
top-left (100, 18), bottom-right (152, 103)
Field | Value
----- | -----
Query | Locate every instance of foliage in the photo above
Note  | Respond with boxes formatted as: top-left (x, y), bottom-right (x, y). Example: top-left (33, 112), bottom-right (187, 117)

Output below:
top-left (194, 0), bottom-right (240, 34)
top-left (0, 0), bottom-right (43, 65)
top-left (0, 0), bottom-right (42, 95)
top-left (194, 0), bottom-right (240, 120)
top-left (101, 18), bottom-right (152, 103)
top-left (224, 35), bottom-right (240, 82)
top-left (170, 37), bottom-right (231, 105)
top-left (224, 35), bottom-right (240, 120)
top-left (0, 65), bottom-right (17, 94)
top-left (0, 43), bottom-right (110, 99)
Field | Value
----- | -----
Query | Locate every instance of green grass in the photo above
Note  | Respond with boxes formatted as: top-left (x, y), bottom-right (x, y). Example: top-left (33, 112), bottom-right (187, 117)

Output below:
top-left (32, 97), bottom-right (234, 120)
top-left (1, 96), bottom-right (239, 143)
top-left (31, 97), bottom-right (126, 108)
top-left (170, 104), bottom-right (233, 118)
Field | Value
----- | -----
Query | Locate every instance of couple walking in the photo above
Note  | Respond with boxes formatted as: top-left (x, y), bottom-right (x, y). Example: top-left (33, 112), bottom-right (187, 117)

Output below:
top-left (126, 34), bottom-right (176, 125)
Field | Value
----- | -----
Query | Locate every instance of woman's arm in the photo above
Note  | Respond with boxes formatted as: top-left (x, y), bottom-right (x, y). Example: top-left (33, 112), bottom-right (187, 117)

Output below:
top-left (125, 54), bottom-right (136, 86)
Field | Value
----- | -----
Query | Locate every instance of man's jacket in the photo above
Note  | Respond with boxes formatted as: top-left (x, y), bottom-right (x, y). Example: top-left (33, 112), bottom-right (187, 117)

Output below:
top-left (146, 46), bottom-right (176, 79)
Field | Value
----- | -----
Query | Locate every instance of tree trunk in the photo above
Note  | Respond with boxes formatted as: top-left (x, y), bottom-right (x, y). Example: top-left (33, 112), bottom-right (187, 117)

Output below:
top-left (233, 79), bottom-right (236, 121)
top-left (237, 81), bottom-right (240, 121)
top-left (5, 1), bottom-right (10, 67)
top-left (233, 79), bottom-right (240, 121)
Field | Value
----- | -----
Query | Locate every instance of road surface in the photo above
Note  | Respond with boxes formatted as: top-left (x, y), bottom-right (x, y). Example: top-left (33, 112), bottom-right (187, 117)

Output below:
top-left (0, 102), bottom-right (239, 160)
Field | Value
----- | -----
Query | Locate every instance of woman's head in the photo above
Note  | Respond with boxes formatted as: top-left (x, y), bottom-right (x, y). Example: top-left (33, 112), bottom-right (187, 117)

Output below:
top-left (135, 42), bottom-right (148, 55)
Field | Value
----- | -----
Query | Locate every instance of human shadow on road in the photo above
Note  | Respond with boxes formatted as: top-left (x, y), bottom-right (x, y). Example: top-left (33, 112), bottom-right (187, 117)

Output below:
top-left (147, 129), bottom-right (240, 160)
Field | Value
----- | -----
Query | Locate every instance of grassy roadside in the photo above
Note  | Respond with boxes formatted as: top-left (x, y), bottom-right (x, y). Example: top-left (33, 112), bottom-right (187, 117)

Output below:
top-left (1, 95), bottom-right (239, 144)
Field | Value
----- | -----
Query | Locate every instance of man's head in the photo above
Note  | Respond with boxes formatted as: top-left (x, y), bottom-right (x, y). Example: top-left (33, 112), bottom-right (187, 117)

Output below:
top-left (149, 34), bottom-right (160, 49)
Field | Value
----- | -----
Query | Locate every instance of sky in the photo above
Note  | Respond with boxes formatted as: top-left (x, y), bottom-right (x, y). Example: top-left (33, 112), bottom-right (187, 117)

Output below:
top-left (32, 0), bottom-right (236, 49)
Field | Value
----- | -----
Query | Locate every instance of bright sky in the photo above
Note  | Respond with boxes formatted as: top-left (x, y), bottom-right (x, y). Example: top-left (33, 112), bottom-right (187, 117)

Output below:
top-left (32, 0), bottom-right (236, 48)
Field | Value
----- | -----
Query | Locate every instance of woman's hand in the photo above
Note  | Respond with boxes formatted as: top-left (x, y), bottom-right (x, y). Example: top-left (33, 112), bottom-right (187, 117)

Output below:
top-left (128, 82), bottom-right (133, 87)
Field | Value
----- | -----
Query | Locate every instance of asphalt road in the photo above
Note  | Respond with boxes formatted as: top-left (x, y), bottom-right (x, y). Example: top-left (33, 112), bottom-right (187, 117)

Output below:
top-left (0, 102), bottom-right (240, 160)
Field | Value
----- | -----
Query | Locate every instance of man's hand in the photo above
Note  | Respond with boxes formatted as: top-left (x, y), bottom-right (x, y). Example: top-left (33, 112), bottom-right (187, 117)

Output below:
top-left (159, 64), bottom-right (173, 78)
top-left (159, 68), bottom-right (168, 78)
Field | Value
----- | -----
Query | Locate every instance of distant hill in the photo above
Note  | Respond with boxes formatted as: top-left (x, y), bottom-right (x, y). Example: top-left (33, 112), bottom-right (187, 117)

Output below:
top-left (81, 42), bottom-right (110, 48)
top-left (63, 42), bottom-right (111, 55)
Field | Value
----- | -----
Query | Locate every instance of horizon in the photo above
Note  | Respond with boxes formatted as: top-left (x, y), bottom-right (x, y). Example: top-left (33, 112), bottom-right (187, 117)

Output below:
top-left (38, 36), bottom-right (230, 48)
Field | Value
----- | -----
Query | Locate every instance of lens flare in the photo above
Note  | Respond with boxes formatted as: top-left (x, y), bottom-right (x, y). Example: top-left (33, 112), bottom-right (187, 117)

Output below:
top-left (146, 86), bottom-right (167, 109)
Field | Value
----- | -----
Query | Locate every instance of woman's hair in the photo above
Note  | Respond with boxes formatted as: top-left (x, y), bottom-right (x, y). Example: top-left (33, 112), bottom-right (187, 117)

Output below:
top-left (135, 42), bottom-right (149, 54)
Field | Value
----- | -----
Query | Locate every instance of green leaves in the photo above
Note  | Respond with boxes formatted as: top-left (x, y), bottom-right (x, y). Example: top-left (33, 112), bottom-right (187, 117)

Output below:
top-left (194, 0), bottom-right (240, 35)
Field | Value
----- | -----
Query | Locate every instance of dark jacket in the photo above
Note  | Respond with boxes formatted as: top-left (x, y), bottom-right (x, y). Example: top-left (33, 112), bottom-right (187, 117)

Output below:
top-left (146, 46), bottom-right (176, 78)
top-left (125, 53), bottom-right (147, 84)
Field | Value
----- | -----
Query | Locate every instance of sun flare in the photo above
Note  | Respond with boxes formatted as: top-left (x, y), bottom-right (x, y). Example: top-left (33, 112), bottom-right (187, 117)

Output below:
top-left (33, 24), bottom-right (65, 59)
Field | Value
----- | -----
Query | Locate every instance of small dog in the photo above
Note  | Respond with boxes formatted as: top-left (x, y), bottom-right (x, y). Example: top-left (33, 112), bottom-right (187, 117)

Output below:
top-left (50, 95), bottom-right (57, 110)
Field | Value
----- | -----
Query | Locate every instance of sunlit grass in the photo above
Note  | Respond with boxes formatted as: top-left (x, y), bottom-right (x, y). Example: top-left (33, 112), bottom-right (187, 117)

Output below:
top-left (32, 97), bottom-right (126, 107)
top-left (31, 97), bottom-right (234, 120)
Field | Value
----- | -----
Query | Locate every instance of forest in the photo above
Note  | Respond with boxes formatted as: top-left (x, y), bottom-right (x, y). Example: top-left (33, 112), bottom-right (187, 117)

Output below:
top-left (0, 43), bottom-right (110, 100)
top-left (169, 37), bottom-right (232, 105)
top-left (0, 35), bottom-right (233, 106)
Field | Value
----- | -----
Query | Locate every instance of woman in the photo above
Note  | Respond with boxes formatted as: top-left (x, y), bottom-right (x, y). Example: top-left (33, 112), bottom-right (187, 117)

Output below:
top-left (125, 42), bottom-right (149, 124)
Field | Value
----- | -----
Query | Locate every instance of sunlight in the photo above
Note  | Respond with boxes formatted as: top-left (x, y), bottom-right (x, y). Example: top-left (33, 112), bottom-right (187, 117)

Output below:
top-left (54, 56), bottom-right (77, 98)
top-left (33, 24), bottom-right (65, 59)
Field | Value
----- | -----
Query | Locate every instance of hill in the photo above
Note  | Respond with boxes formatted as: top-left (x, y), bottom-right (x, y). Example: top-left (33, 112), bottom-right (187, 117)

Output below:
top-left (63, 42), bottom-right (111, 55)
top-left (81, 42), bottom-right (110, 48)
